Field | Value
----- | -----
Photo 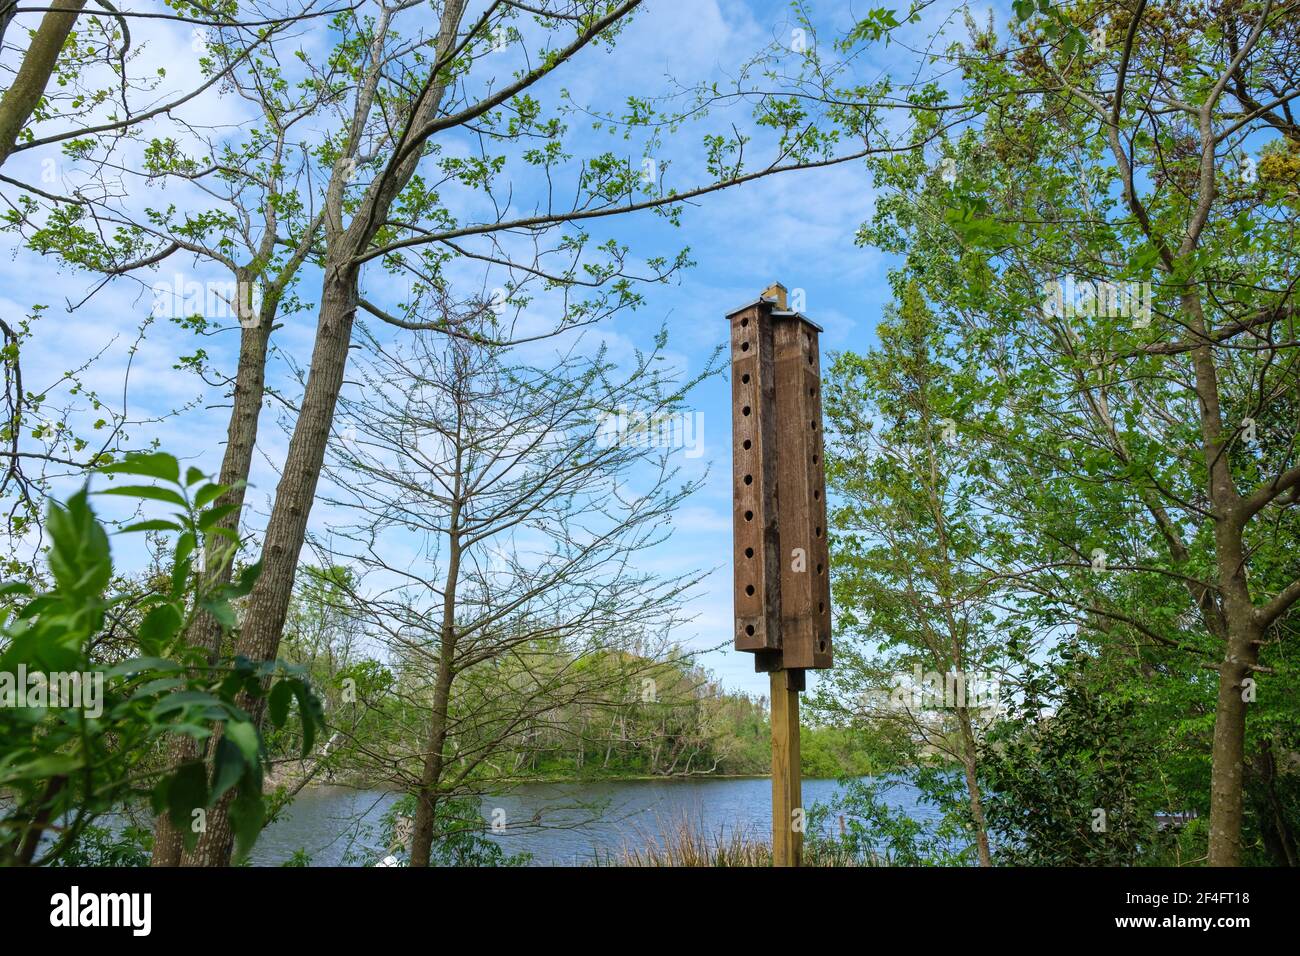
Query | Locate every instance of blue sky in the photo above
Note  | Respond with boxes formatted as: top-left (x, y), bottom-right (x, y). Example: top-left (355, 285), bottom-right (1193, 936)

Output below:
top-left (1, 0), bottom-right (1004, 697)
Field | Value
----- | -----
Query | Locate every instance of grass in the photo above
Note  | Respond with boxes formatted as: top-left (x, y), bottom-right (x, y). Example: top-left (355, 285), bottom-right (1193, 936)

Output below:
top-left (598, 814), bottom-right (878, 867)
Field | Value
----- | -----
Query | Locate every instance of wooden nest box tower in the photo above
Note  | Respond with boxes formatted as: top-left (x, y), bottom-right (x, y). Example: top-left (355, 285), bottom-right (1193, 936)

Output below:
top-left (726, 281), bottom-right (833, 867)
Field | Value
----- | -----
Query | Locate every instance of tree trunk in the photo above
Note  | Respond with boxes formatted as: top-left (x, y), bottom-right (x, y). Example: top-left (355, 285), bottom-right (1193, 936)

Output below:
top-left (409, 492), bottom-right (462, 866)
top-left (1208, 614), bottom-right (1258, 866)
top-left (181, 271), bottom-right (358, 866)
top-left (151, 300), bottom-right (274, 865)
top-left (0, 0), bottom-right (86, 165)
top-left (180, 0), bottom-right (470, 865)
top-left (955, 706), bottom-right (992, 867)
top-left (409, 652), bottom-right (456, 867)
top-left (1184, 286), bottom-right (1252, 869)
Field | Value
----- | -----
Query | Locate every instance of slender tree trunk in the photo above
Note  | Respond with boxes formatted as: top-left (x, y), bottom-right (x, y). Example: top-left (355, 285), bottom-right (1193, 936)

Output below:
top-left (0, 774), bottom-right (66, 865)
top-left (954, 707), bottom-right (992, 867)
top-left (409, 653), bottom-right (456, 867)
top-left (0, 0), bottom-right (86, 165)
top-left (152, 300), bottom-right (275, 865)
top-left (409, 494), bottom-right (462, 867)
top-left (193, 295), bottom-right (277, 659)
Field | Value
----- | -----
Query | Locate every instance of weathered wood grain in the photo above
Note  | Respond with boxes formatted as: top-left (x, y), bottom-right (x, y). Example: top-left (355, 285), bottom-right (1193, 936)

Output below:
top-left (729, 301), bottom-right (781, 653)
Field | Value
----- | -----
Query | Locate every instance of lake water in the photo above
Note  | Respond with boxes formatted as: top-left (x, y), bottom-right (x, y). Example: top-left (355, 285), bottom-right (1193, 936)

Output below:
top-left (251, 776), bottom-right (939, 866)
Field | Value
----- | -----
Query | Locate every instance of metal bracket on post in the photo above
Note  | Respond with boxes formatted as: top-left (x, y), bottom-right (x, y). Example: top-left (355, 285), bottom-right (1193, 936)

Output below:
top-left (727, 282), bottom-right (833, 867)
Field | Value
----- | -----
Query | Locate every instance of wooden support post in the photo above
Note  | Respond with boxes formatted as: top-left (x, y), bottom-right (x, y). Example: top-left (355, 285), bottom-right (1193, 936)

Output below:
top-left (769, 667), bottom-right (804, 867)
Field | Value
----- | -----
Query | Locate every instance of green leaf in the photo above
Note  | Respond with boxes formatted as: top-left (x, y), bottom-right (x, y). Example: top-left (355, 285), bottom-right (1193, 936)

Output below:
top-left (99, 452), bottom-right (180, 483)
top-left (198, 502), bottom-right (238, 532)
top-left (268, 680), bottom-right (293, 728)
top-left (198, 597), bottom-right (236, 630)
top-left (120, 519), bottom-right (184, 534)
top-left (97, 485), bottom-right (189, 508)
top-left (294, 682), bottom-right (323, 756)
top-left (225, 720), bottom-right (260, 762)
top-left (228, 560), bottom-right (262, 599)
top-left (46, 488), bottom-right (111, 598)
top-left (228, 786), bottom-right (266, 862)
top-left (194, 483), bottom-right (225, 509)
top-left (1127, 245), bottom-right (1161, 274)
top-left (166, 760), bottom-right (208, 828)
top-left (174, 531), bottom-right (196, 569)
top-left (138, 603), bottom-right (183, 654)
top-left (2, 753), bottom-right (84, 782)
top-left (210, 736), bottom-right (245, 803)
top-left (128, 676), bottom-right (187, 700)
top-left (170, 554), bottom-right (192, 600)
top-left (152, 690), bottom-right (225, 717)
top-left (104, 656), bottom-right (183, 677)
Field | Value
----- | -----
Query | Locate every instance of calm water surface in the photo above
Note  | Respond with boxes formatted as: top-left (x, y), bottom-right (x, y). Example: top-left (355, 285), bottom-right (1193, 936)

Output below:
top-left (252, 776), bottom-right (938, 866)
